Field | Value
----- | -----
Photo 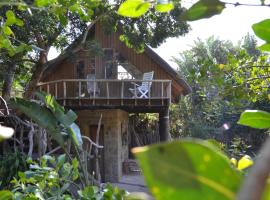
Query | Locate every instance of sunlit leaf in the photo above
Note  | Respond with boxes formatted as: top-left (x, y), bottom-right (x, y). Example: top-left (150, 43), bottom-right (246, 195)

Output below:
top-left (259, 43), bottom-right (270, 51)
top-left (133, 140), bottom-right (242, 200)
top-left (181, 0), bottom-right (225, 21)
top-left (155, 2), bottom-right (174, 13)
top-left (3, 26), bottom-right (14, 36)
top-left (238, 110), bottom-right (270, 129)
top-left (35, 0), bottom-right (51, 7)
top-left (252, 19), bottom-right (270, 43)
top-left (118, 0), bottom-right (150, 18)
top-left (5, 10), bottom-right (16, 25)
top-left (237, 155), bottom-right (253, 170)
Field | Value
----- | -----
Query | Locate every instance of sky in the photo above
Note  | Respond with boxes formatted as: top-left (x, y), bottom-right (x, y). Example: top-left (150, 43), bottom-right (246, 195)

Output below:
top-left (48, 1), bottom-right (270, 69)
top-left (154, 0), bottom-right (270, 68)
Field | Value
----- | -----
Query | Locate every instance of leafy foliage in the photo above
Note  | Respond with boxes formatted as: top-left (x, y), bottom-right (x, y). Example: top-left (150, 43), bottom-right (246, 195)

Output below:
top-left (0, 151), bottom-right (28, 190)
top-left (12, 154), bottom-right (80, 199)
top-left (10, 91), bottom-right (81, 147)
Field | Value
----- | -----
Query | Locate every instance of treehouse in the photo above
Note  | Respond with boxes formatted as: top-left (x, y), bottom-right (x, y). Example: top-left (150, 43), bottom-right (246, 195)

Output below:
top-left (38, 22), bottom-right (191, 182)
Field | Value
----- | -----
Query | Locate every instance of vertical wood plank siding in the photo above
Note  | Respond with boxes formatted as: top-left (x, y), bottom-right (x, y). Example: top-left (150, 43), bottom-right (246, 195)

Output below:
top-left (95, 22), bottom-right (183, 101)
top-left (41, 22), bottom-right (185, 101)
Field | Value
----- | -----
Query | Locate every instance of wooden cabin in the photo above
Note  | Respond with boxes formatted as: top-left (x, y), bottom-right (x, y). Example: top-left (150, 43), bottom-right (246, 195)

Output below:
top-left (38, 22), bottom-right (191, 182)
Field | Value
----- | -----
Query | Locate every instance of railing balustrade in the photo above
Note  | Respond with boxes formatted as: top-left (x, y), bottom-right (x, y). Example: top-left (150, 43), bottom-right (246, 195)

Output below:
top-left (37, 79), bottom-right (171, 105)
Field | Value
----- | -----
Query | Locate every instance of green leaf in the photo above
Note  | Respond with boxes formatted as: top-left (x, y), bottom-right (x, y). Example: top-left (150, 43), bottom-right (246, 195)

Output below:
top-left (15, 18), bottom-right (24, 27)
top-left (68, 123), bottom-right (82, 147)
top-left (133, 140), bottom-right (242, 200)
top-left (5, 10), bottom-right (17, 25)
top-left (252, 19), bottom-right (270, 43)
top-left (0, 190), bottom-right (13, 200)
top-left (118, 0), bottom-right (150, 18)
top-left (0, 125), bottom-right (14, 142)
top-left (259, 43), bottom-right (270, 51)
top-left (155, 2), bottom-right (174, 13)
top-left (3, 26), bottom-right (13, 36)
top-left (36, 91), bottom-right (77, 127)
top-left (35, 0), bottom-right (50, 7)
top-left (237, 110), bottom-right (270, 129)
top-left (181, 0), bottom-right (225, 21)
top-left (10, 98), bottom-right (65, 146)
top-left (56, 154), bottom-right (66, 169)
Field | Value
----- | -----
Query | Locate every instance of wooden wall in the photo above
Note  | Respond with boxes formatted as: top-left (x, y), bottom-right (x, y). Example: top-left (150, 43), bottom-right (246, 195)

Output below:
top-left (95, 22), bottom-right (185, 100)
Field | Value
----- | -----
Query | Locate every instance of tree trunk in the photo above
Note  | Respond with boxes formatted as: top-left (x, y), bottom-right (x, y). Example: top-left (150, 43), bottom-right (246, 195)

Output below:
top-left (2, 61), bottom-right (16, 101)
top-left (24, 51), bottom-right (48, 99)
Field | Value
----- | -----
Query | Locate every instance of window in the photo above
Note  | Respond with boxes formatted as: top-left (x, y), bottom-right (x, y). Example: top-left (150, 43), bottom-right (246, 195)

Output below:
top-left (77, 60), bottom-right (85, 79)
top-left (89, 57), bottom-right (96, 75)
top-left (104, 49), bottom-right (116, 79)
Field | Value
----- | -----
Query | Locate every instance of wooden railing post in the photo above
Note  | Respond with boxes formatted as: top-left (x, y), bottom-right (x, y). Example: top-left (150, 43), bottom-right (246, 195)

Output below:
top-left (55, 83), bottom-right (58, 99)
top-left (169, 81), bottom-right (171, 104)
top-left (134, 80), bottom-right (137, 106)
top-left (148, 80), bottom-right (151, 105)
top-left (121, 81), bottom-right (124, 106)
top-left (47, 84), bottom-right (50, 94)
top-left (93, 80), bottom-right (96, 105)
top-left (106, 81), bottom-right (109, 105)
top-left (79, 81), bottom-right (82, 98)
top-left (78, 81), bottom-right (82, 105)
top-left (63, 81), bottom-right (66, 106)
top-left (161, 81), bottom-right (164, 106)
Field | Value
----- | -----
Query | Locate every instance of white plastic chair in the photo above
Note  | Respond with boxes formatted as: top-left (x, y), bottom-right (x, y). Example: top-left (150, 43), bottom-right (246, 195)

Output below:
top-left (87, 74), bottom-right (99, 96)
top-left (129, 71), bottom-right (154, 98)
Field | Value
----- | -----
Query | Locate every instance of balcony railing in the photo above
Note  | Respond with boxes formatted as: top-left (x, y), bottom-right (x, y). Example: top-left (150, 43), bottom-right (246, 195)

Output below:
top-left (37, 79), bottom-right (171, 107)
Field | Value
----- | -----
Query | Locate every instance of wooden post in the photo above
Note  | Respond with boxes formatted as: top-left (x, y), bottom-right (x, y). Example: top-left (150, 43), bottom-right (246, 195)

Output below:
top-left (93, 80), bottom-right (96, 105)
top-left (47, 84), bottom-right (50, 94)
top-left (79, 81), bottom-right (82, 106)
top-left (159, 107), bottom-right (170, 142)
top-left (161, 82), bottom-right (164, 106)
top-left (55, 83), bottom-right (58, 99)
top-left (121, 81), bottom-right (124, 106)
top-left (148, 80), bottom-right (151, 106)
top-left (106, 81), bottom-right (109, 105)
top-left (134, 81), bottom-right (137, 106)
top-left (63, 81), bottom-right (66, 106)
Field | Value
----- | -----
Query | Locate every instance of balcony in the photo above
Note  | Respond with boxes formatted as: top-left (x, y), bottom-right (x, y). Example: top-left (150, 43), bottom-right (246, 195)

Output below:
top-left (37, 79), bottom-right (171, 111)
